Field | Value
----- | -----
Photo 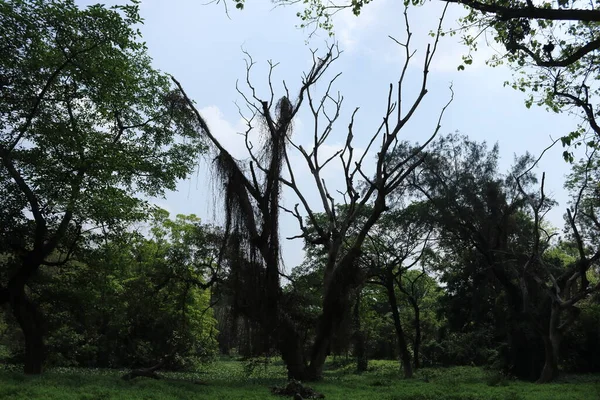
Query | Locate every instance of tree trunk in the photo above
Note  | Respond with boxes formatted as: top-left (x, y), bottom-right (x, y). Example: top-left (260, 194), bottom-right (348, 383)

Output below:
top-left (537, 334), bottom-right (560, 383)
top-left (305, 280), bottom-right (351, 380)
top-left (537, 305), bottom-right (561, 383)
top-left (411, 300), bottom-right (421, 370)
top-left (506, 323), bottom-right (543, 381)
top-left (1, 251), bottom-right (50, 375)
top-left (279, 318), bottom-right (308, 380)
top-left (304, 256), bottom-right (363, 381)
top-left (10, 288), bottom-right (45, 374)
top-left (353, 291), bottom-right (368, 373)
top-left (242, 317), bottom-right (252, 357)
top-left (386, 281), bottom-right (413, 378)
top-left (500, 280), bottom-right (544, 381)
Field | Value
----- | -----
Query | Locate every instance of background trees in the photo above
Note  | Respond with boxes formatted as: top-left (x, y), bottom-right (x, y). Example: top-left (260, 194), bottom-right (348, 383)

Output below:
top-left (1, 210), bottom-right (219, 370)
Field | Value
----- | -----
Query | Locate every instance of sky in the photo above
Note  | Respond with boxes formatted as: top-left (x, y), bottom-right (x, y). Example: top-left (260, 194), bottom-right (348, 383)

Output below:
top-left (78, 0), bottom-right (583, 270)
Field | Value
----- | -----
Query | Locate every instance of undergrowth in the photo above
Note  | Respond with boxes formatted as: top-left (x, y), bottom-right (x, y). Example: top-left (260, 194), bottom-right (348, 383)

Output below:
top-left (0, 359), bottom-right (597, 399)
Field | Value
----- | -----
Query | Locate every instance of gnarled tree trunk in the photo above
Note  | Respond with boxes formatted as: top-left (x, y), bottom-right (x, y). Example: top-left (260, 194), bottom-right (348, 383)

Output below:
top-left (537, 304), bottom-right (562, 383)
top-left (303, 252), bottom-right (365, 381)
top-left (537, 334), bottom-right (560, 383)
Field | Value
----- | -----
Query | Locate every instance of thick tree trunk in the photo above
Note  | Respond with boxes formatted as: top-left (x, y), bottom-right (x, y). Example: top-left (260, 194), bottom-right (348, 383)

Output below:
top-left (499, 280), bottom-right (544, 381)
top-left (537, 305), bottom-right (561, 383)
top-left (281, 345), bottom-right (307, 380)
top-left (303, 255), bottom-right (363, 381)
top-left (305, 305), bottom-right (338, 380)
top-left (386, 281), bottom-right (413, 378)
top-left (537, 334), bottom-right (560, 383)
top-left (304, 280), bottom-right (351, 380)
top-left (506, 323), bottom-right (543, 381)
top-left (10, 288), bottom-right (45, 374)
top-left (279, 318), bottom-right (308, 380)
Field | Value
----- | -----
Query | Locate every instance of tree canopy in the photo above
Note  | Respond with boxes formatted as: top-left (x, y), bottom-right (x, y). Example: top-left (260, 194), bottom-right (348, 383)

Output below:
top-left (0, 0), bottom-right (206, 374)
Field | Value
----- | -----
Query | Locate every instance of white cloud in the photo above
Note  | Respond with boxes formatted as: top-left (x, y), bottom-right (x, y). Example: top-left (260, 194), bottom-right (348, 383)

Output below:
top-left (333, 0), bottom-right (392, 51)
top-left (330, 2), bottom-right (498, 73)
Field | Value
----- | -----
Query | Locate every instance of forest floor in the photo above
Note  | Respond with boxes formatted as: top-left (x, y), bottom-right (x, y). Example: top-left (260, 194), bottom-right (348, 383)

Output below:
top-left (0, 358), bottom-right (598, 400)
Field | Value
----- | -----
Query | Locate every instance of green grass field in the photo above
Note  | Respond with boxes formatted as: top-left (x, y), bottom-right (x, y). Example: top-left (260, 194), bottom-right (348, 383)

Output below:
top-left (0, 359), bottom-right (598, 400)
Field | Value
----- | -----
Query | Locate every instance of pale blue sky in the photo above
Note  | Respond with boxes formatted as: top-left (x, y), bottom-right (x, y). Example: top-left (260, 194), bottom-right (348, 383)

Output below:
top-left (79, 0), bottom-right (581, 269)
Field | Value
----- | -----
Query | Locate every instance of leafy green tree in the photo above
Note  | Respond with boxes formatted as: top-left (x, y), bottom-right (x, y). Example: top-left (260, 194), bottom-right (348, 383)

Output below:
top-left (5, 211), bottom-right (219, 370)
top-left (0, 0), bottom-right (205, 374)
top-left (353, 284), bottom-right (396, 362)
top-left (407, 133), bottom-right (600, 382)
top-left (362, 203), bottom-right (434, 377)
top-left (396, 267), bottom-right (441, 369)
top-left (407, 134), bottom-right (552, 380)
top-left (109, 211), bottom-right (220, 369)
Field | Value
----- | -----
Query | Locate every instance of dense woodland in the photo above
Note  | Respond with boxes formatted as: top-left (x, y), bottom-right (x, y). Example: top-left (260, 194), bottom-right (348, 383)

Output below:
top-left (1, 0), bottom-right (600, 395)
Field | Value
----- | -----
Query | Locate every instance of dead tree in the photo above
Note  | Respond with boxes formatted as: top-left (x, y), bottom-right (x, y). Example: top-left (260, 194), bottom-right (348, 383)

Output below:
top-left (173, 5), bottom-right (453, 381)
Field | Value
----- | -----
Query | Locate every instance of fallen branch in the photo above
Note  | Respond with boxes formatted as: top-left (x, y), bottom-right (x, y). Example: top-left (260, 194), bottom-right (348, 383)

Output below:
top-left (122, 359), bottom-right (167, 381)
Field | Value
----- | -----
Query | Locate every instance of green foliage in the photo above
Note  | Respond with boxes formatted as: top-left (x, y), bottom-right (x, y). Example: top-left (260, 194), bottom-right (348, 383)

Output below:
top-left (0, 0), bottom-right (206, 255)
top-left (1, 212), bottom-right (220, 369)
top-left (424, 328), bottom-right (500, 367)
top-left (459, 0), bottom-right (600, 156)
top-left (560, 299), bottom-right (600, 372)
top-left (0, 0), bottom-right (208, 373)
top-left (485, 371), bottom-right (510, 387)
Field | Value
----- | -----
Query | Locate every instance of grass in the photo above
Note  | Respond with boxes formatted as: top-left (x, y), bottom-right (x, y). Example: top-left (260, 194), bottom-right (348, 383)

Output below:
top-left (0, 358), bottom-right (598, 399)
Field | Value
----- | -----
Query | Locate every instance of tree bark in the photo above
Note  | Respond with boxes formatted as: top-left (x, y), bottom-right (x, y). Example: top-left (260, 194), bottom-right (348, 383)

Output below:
top-left (10, 287), bottom-right (45, 374)
top-left (279, 318), bottom-right (308, 380)
top-left (505, 322), bottom-right (543, 381)
top-left (411, 300), bottom-right (421, 370)
top-left (305, 272), bottom-right (354, 379)
top-left (537, 334), bottom-right (560, 383)
top-left (386, 281), bottom-right (413, 378)
top-left (304, 290), bottom-right (345, 380)
top-left (1, 256), bottom-right (47, 375)
top-left (537, 305), bottom-right (561, 383)
top-left (353, 291), bottom-right (368, 373)
top-left (302, 253), bottom-right (364, 381)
